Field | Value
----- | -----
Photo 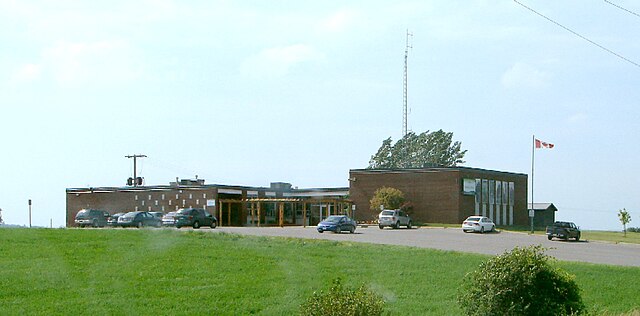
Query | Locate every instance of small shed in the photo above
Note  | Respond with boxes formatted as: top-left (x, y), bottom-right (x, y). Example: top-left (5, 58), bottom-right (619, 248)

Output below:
top-left (528, 203), bottom-right (557, 228)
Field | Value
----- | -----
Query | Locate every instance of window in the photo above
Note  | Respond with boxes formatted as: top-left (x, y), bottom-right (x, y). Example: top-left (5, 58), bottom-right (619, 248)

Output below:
top-left (189, 194), bottom-right (193, 199)
top-left (203, 193), bottom-right (207, 199)
top-left (162, 194), bottom-right (165, 200)
top-left (148, 195), bottom-right (152, 200)
top-left (135, 195), bottom-right (138, 201)
top-left (196, 199), bottom-right (199, 205)
top-left (141, 200), bottom-right (145, 206)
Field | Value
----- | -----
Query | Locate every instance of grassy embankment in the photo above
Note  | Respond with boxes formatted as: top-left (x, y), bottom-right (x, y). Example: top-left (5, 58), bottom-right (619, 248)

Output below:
top-left (0, 228), bottom-right (638, 315)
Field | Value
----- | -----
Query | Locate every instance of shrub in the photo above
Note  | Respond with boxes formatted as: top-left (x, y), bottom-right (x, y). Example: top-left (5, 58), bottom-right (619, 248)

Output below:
top-left (627, 227), bottom-right (640, 233)
top-left (458, 245), bottom-right (585, 316)
top-left (300, 278), bottom-right (385, 316)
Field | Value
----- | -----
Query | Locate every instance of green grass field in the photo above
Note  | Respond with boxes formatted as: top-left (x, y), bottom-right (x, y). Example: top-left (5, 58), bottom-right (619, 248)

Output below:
top-left (1, 228), bottom-right (639, 315)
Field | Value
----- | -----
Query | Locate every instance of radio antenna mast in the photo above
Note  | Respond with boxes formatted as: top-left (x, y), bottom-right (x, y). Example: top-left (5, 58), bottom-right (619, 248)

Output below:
top-left (403, 29), bottom-right (413, 137)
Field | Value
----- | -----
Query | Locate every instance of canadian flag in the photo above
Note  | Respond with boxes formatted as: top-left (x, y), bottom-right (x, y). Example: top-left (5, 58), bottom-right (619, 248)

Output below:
top-left (535, 138), bottom-right (554, 149)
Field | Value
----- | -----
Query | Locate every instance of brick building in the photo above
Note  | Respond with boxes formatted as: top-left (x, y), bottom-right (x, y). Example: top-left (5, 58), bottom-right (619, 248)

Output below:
top-left (66, 179), bottom-right (350, 227)
top-left (348, 167), bottom-right (530, 226)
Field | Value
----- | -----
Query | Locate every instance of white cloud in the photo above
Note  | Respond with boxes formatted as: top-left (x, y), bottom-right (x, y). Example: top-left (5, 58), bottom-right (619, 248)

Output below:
top-left (11, 63), bottom-right (41, 83)
top-left (568, 112), bottom-right (588, 124)
top-left (241, 44), bottom-right (325, 78)
top-left (41, 40), bottom-right (140, 85)
top-left (319, 9), bottom-right (360, 33)
top-left (501, 63), bottom-right (550, 89)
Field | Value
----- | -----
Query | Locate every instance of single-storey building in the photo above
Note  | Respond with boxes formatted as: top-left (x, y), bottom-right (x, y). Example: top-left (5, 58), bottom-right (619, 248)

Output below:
top-left (528, 203), bottom-right (557, 228)
top-left (348, 167), bottom-right (529, 226)
top-left (66, 179), bottom-right (350, 227)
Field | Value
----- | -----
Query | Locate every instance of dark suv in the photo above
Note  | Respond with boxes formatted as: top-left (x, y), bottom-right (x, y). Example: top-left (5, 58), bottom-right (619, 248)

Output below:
top-left (74, 209), bottom-right (109, 228)
top-left (175, 208), bottom-right (217, 229)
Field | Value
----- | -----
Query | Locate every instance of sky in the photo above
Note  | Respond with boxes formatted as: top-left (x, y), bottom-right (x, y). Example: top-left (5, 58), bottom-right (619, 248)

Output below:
top-left (1, 0), bottom-right (639, 230)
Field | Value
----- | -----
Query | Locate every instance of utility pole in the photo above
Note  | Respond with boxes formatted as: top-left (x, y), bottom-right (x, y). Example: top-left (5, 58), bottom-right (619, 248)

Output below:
top-left (28, 199), bottom-right (32, 228)
top-left (403, 29), bottom-right (413, 137)
top-left (125, 154), bottom-right (147, 186)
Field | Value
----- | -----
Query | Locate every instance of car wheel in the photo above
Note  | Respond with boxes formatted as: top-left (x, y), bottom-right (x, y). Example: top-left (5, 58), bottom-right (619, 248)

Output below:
top-left (318, 230), bottom-right (323, 233)
top-left (137, 221), bottom-right (143, 228)
top-left (548, 235), bottom-right (553, 240)
top-left (463, 229), bottom-right (469, 233)
top-left (92, 219), bottom-right (98, 228)
top-left (210, 221), bottom-right (217, 229)
top-left (407, 221), bottom-right (412, 229)
top-left (394, 222), bottom-right (400, 229)
top-left (575, 233), bottom-right (580, 242)
top-left (350, 226), bottom-right (355, 234)
top-left (336, 226), bottom-right (342, 234)
top-left (491, 225), bottom-right (495, 232)
top-left (480, 226), bottom-right (485, 233)
top-left (193, 221), bottom-right (200, 229)
top-left (379, 225), bottom-right (383, 230)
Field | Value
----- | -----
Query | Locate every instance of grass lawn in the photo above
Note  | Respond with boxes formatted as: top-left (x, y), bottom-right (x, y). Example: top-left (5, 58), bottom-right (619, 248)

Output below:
top-left (1, 228), bottom-right (639, 315)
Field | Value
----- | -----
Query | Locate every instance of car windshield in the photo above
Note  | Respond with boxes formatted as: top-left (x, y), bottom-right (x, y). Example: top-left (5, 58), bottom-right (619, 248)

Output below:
top-left (323, 216), bottom-right (344, 223)
top-left (75, 210), bottom-right (89, 217)
top-left (381, 211), bottom-right (394, 216)
top-left (465, 217), bottom-right (481, 222)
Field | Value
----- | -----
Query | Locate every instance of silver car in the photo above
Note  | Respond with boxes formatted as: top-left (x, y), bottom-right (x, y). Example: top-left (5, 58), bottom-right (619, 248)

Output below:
top-left (378, 209), bottom-right (412, 229)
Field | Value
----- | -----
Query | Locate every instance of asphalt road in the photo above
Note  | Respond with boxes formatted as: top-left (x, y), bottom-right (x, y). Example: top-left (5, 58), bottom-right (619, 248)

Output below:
top-left (205, 225), bottom-right (640, 267)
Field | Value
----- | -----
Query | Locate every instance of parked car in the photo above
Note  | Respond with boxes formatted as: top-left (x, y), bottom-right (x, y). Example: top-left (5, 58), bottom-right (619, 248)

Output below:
top-left (317, 215), bottom-right (357, 234)
top-left (175, 208), bottom-right (217, 229)
top-left (107, 212), bottom-right (125, 227)
top-left (74, 209), bottom-right (110, 228)
top-left (378, 209), bottom-right (412, 229)
top-left (117, 211), bottom-right (162, 228)
top-left (149, 212), bottom-right (164, 221)
top-left (546, 221), bottom-right (581, 241)
top-left (462, 216), bottom-right (495, 233)
top-left (161, 211), bottom-right (178, 227)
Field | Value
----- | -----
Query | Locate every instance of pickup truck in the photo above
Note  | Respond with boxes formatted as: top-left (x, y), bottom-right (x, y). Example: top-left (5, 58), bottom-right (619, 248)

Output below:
top-left (546, 221), bottom-right (581, 241)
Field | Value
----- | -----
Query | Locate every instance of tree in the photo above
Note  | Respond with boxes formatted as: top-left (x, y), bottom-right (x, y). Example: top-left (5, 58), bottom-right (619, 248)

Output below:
top-left (458, 245), bottom-right (585, 315)
top-left (368, 129), bottom-right (467, 169)
top-left (618, 208), bottom-right (632, 237)
top-left (369, 187), bottom-right (405, 212)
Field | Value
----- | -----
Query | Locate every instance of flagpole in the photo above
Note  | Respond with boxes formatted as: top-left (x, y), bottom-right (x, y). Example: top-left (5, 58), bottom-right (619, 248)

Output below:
top-left (531, 135), bottom-right (535, 234)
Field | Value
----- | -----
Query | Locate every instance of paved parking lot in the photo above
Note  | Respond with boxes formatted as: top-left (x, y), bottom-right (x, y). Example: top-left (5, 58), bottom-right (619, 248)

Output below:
top-left (206, 225), bottom-right (640, 267)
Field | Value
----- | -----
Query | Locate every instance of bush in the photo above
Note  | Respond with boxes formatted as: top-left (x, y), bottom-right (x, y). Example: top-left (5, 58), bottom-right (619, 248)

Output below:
top-left (626, 227), bottom-right (640, 233)
top-left (458, 245), bottom-right (585, 316)
top-left (300, 278), bottom-right (385, 316)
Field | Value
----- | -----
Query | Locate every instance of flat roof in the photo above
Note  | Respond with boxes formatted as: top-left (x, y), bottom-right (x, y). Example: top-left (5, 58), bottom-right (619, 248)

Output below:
top-left (350, 166), bottom-right (528, 177)
top-left (66, 183), bottom-right (349, 195)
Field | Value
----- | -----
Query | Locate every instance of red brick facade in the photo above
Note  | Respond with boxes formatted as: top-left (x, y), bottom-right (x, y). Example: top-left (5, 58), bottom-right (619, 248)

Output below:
top-left (349, 167), bottom-right (529, 226)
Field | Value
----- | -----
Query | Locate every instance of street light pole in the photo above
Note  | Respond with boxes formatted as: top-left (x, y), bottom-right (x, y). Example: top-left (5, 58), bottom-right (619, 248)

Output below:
top-left (28, 199), bottom-right (32, 228)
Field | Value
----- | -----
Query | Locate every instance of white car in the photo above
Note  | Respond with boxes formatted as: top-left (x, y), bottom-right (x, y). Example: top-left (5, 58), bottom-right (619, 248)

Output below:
top-left (462, 216), bottom-right (495, 233)
top-left (378, 209), bottom-right (412, 229)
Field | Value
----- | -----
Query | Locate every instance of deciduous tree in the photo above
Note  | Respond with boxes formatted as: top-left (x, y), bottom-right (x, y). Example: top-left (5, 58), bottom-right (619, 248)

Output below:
top-left (369, 187), bottom-right (405, 212)
top-left (618, 208), bottom-right (632, 237)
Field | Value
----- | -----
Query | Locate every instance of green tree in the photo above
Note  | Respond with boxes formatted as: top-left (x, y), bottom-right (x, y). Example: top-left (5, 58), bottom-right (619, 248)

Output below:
top-left (458, 245), bottom-right (585, 315)
top-left (368, 129), bottom-right (467, 169)
top-left (618, 208), bottom-right (632, 237)
top-left (369, 187), bottom-right (405, 212)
